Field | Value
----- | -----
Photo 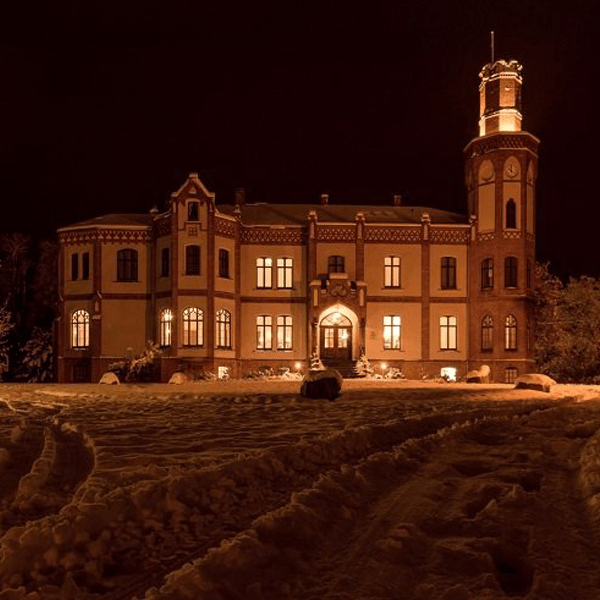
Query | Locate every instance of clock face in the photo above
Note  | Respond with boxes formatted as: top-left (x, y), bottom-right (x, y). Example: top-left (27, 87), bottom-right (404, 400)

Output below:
top-left (480, 161), bottom-right (494, 181)
top-left (506, 163), bottom-right (519, 178)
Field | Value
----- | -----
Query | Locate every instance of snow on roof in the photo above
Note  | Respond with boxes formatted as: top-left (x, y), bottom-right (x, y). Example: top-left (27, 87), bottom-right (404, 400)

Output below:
top-left (217, 203), bottom-right (468, 225)
top-left (59, 213), bottom-right (154, 230)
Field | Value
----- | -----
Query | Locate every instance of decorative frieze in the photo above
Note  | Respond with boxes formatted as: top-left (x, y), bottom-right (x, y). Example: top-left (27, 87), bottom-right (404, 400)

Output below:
top-left (241, 227), bottom-right (305, 245)
top-left (215, 217), bottom-right (237, 238)
top-left (316, 226), bottom-right (356, 242)
top-left (364, 227), bottom-right (422, 243)
top-left (477, 231), bottom-right (496, 242)
top-left (430, 228), bottom-right (470, 244)
top-left (59, 229), bottom-right (152, 246)
top-left (502, 230), bottom-right (522, 240)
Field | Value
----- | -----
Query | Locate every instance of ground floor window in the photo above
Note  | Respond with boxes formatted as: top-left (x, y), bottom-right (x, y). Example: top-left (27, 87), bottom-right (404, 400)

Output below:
top-left (216, 309), bottom-right (232, 348)
top-left (505, 366), bottom-right (518, 383)
top-left (71, 309), bottom-right (90, 348)
top-left (182, 307), bottom-right (203, 346)
top-left (256, 315), bottom-right (273, 350)
top-left (159, 309), bottom-right (172, 347)
top-left (383, 315), bottom-right (401, 349)
top-left (277, 315), bottom-right (293, 350)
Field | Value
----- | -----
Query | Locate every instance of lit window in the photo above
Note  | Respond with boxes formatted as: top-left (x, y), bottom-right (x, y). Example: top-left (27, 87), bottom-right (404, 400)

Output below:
top-left (216, 309), bottom-right (232, 349)
top-left (219, 249), bottom-right (230, 278)
top-left (328, 255), bottom-right (345, 274)
top-left (323, 327), bottom-right (335, 348)
top-left (159, 309), bottom-right (172, 347)
top-left (185, 245), bottom-right (200, 276)
top-left (71, 254), bottom-right (79, 281)
top-left (383, 315), bottom-right (401, 349)
top-left (256, 315), bottom-right (273, 350)
top-left (277, 258), bottom-right (293, 289)
top-left (505, 366), bottom-right (518, 383)
top-left (441, 257), bottom-right (457, 290)
top-left (161, 248), bottom-right (170, 277)
top-left (384, 256), bottom-right (401, 287)
top-left (256, 258), bottom-right (272, 288)
top-left (117, 249), bottom-right (138, 282)
top-left (505, 315), bottom-right (517, 350)
top-left (188, 201), bottom-right (199, 221)
top-left (481, 258), bottom-right (493, 290)
top-left (71, 310), bottom-right (89, 348)
top-left (182, 307), bottom-right (203, 346)
top-left (506, 199), bottom-right (517, 229)
top-left (505, 256), bottom-right (518, 288)
top-left (481, 315), bottom-right (493, 351)
top-left (440, 316), bottom-right (457, 350)
top-left (82, 252), bottom-right (90, 280)
top-left (277, 315), bottom-right (293, 350)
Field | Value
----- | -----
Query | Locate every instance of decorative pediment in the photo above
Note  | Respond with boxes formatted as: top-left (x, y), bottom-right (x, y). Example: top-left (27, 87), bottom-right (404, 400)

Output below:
top-left (170, 172), bottom-right (215, 205)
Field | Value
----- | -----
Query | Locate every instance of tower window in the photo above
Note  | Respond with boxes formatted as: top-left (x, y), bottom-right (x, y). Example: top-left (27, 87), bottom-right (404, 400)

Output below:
top-left (441, 257), bottom-right (457, 290)
top-left (117, 249), bottom-right (138, 282)
top-left (188, 202), bottom-right (199, 221)
top-left (506, 199), bottom-right (517, 229)
top-left (219, 249), bottom-right (230, 278)
top-left (526, 259), bottom-right (532, 289)
top-left (82, 252), bottom-right (90, 280)
top-left (71, 310), bottom-right (90, 349)
top-left (161, 248), bottom-right (170, 277)
top-left (505, 256), bottom-right (518, 288)
top-left (182, 307), bottom-right (203, 346)
top-left (481, 315), bottom-right (493, 351)
top-left (481, 258), bottom-right (494, 290)
top-left (216, 309), bottom-right (232, 349)
top-left (328, 255), bottom-right (345, 274)
top-left (71, 254), bottom-right (79, 281)
top-left (159, 309), bottom-right (173, 347)
top-left (185, 245), bottom-right (200, 276)
top-left (505, 315), bottom-right (517, 350)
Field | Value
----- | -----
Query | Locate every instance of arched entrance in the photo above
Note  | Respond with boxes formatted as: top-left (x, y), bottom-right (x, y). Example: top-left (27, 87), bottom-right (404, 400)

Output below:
top-left (319, 312), bottom-right (353, 362)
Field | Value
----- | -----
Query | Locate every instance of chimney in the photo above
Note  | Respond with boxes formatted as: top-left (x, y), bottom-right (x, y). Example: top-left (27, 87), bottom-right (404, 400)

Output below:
top-left (320, 193), bottom-right (329, 205)
top-left (235, 187), bottom-right (245, 207)
top-left (393, 194), bottom-right (402, 206)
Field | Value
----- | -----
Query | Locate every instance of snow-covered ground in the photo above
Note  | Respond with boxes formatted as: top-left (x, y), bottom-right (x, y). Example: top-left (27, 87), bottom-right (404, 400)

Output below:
top-left (1, 380), bottom-right (600, 599)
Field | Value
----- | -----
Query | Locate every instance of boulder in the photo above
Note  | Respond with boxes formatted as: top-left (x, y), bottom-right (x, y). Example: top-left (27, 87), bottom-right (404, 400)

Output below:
top-left (300, 368), bottom-right (343, 400)
top-left (466, 365), bottom-right (490, 384)
top-left (99, 372), bottom-right (119, 385)
top-left (169, 371), bottom-right (190, 385)
top-left (514, 373), bottom-right (556, 393)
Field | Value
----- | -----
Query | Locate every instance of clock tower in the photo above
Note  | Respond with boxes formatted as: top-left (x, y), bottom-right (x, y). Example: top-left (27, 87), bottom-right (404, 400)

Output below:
top-left (464, 58), bottom-right (540, 382)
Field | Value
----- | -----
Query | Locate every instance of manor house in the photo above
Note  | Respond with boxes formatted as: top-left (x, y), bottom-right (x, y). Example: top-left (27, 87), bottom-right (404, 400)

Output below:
top-left (56, 57), bottom-right (538, 383)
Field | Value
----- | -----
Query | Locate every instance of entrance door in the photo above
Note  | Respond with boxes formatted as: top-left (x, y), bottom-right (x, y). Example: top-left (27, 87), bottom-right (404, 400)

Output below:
top-left (319, 312), bottom-right (352, 361)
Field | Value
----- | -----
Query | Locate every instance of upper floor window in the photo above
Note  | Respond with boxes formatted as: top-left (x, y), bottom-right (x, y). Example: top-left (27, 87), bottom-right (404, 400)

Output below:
top-left (117, 249), bottom-right (138, 282)
top-left (219, 249), bottom-right (230, 278)
top-left (384, 256), bottom-right (401, 288)
top-left (277, 315), bottom-right (293, 350)
top-left (383, 315), bottom-right (401, 349)
top-left (481, 315), bottom-right (493, 351)
top-left (188, 201), bottom-right (199, 221)
top-left (441, 257), bottom-right (457, 290)
top-left (82, 252), bottom-right (90, 280)
top-left (481, 258), bottom-right (493, 290)
top-left (161, 248), bottom-right (170, 278)
top-left (216, 309), bottom-right (232, 348)
top-left (506, 199), bottom-right (517, 229)
top-left (505, 315), bottom-right (517, 350)
top-left (256, 258), bottom-right (272, 288)
top-left (71, 253), bottom-right (79, 281)
top-left (328, 255), bottom-right (345, 274)
top-left (505, 256), bottom-right (518, 288)
top-left (277, 257), bottom-right (293, 289)
top-left (256, 315), bottom-right (273, 350)
top-left (182, 307), bottom-right (203, 347)
top-left (71, 309), bottom-right (89, 349)
top-left (440, 316), bottom-right (457, 350)
top-left (159, 308), bottom-right (172, 347)
top-left (185, 245), bottom-right (200, 276)
top-left (526, 259), bottom-right (532, 289)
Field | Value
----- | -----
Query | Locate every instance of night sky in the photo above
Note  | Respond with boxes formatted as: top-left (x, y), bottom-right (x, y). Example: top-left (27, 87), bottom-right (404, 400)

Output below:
top-left (1, 0), bottom-right (596, 278)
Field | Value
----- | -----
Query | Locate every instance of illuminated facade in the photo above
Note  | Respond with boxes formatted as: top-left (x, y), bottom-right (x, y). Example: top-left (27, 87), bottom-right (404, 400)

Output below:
top-left (56, 58), bottom-right (538, 383)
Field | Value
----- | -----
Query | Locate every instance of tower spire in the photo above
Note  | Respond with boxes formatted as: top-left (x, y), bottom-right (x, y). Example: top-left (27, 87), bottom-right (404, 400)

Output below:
top-left (491, 30), bottom-right (495, 63)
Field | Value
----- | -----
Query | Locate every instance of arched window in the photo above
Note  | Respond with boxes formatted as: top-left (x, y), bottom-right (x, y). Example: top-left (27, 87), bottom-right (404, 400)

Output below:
top-left (159, 309), bottom-right (173, 347)
top-left (216, 309), bottom-right (232, 349)
top-left (71, 310), bottom-right (90, 348)
top-left (505, 256), bottom-right (518, 288)
top-left (481, 315), bottom-right (493, 351)
top-left (441, 257), bottom-right (457, 290)
top-left (117, 249), bottom-right (138, 281)
top-left (185, 245), bottom-right (200, 276)
top-left (481, 258), bottom-right (493, 290)
top-left (506, 199), bottom-right (517, 229)
top-left (182, 307), bottom-right (203, 347)
top-left (505, 315), bottom-right (517, 350)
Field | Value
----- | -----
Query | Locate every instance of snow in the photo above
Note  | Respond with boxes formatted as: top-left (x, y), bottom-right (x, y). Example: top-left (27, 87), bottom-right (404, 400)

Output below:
top-left (0, 380), bottom-right (599, 598)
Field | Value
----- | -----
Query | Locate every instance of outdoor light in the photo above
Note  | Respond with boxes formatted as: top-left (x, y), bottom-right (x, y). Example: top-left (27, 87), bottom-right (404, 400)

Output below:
top-left (295, 362), bottom-right (301, 370)
top-left (381, 362), bottom-right (387, 370)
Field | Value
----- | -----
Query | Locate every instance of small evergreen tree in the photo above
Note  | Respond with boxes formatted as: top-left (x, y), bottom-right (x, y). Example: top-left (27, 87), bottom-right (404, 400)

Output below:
top-left (0, 304), bottom-right (13, 380)
top-left (109, 341), bottom-right (162, 382)
top-left (20, 327), bottom-right (54, 382)
top-left (354, 353), bottom-right (374, 378)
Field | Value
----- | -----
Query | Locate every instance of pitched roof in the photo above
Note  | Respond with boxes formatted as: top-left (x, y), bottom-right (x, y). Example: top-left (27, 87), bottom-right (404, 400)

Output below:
top-left (58, 213), bottom-right (154, 230)
top-left (217, 203), bottom-right (468, 225)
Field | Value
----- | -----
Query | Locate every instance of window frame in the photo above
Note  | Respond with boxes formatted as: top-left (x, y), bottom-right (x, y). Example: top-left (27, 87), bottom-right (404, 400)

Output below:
top-left (328, 255), bottom-right (345, 274)
top-left (505, 314), bottom-right (517, 350)
top-left (187, 201), bottom-right (199, 222)
top-left (506, 199), bottom-right (517, 229)
top-left (71, 309), bottom-right (90, 349)
top-left (185, 245), bottom-right (201, 276)
top-left (71, 253), bottom-right (79, 281)
top-left (117, 248), bottom-right (138, 282)
top-left (481, 258), bottom-right (494, 290)
top-left (256, 315), bottom-right (273, 350)
top-left (276, 315), bottom-right (293, 350)
top-left (481, 315), bottom-right (493, 351)
top-left (216, 309), bottom-right (232, 349)
top-left (440, 315), bottom-right (458, 351)
top-left (504, 256), bottom-right (518, 288)
top-left (182, 307), bottom-right (203, 347)
top-left (160, 247), bottom-right (170, 278)
top-left (440, 256), bottom-right (457, 290)
top-left (277, 257), bottom-right (293, 289)
top-left (218, 248), bottom-right (230, 279)
top-left (82, 252), bottom-right (90, 280)
top-left (383, 315), bottom-right (401, 349)
top-left (159, 308), bottom-right (173, 347)
top-left (384, 256), bottom-right (401, 288)
top-left (256, 257), bottom-right (272, 289)
top-left (505, 366), bottom-right (518, 384)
